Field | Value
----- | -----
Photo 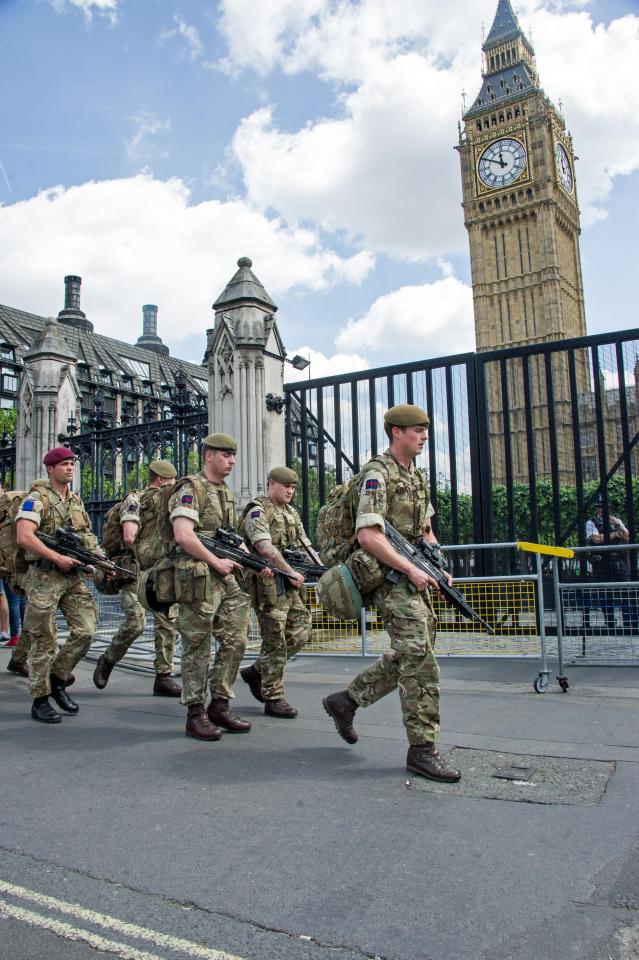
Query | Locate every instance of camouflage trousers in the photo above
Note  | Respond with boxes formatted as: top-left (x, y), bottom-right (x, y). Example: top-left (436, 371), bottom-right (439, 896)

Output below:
top-left (105, 583), bottom-right (177, 676)
top-left (254, 588), bottom-right (311, 700)
top-left (23, 565), bottom-right (97, 699)
top-left (9, 625), bottom-right (32, 665)
top-left (177, 573), bottom-right (251, 706)
top-left (347, 578), bottom-right (440, 746)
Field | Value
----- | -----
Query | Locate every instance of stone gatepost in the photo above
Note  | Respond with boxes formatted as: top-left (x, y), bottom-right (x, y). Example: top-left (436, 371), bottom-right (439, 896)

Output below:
top-left (15, 318), bottom-right (80, 489)
top-left (205, 257), bottom-right (287, 505)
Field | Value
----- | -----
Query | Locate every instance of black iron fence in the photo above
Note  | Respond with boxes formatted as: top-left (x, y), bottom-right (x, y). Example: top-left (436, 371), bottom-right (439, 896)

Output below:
top-left (285, 328), bottom-right (639, 572)
top-left (66, 382), bottom-right (208, 535)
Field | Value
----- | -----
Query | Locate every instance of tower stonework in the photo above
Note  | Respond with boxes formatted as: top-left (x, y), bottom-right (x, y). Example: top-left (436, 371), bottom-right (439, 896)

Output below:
top-left (457, 0), bottom-right (589, 486)
top-left (458, 0), bottom-right (586, 349)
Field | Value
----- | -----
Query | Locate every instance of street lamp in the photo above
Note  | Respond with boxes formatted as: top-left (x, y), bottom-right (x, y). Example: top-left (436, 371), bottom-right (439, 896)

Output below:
top-left (289, 354), bottom-right (310, 372)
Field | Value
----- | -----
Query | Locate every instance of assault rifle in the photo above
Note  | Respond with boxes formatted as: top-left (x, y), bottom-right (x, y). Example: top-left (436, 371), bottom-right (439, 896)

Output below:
top-left (196, 527), bottom-right (297, 596)
top-left (36, 527), bottom-right (134, 580)
top-left (282, 546), bottom-right (327, 583)
top-left (384, 521), bottom-right (494, 634)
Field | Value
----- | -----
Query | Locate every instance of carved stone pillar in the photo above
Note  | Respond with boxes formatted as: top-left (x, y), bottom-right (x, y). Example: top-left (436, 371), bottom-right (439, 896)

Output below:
top-left (206, 258), bottom-right (288, 506)
top-left (16, 318), bottom-right (80, 489)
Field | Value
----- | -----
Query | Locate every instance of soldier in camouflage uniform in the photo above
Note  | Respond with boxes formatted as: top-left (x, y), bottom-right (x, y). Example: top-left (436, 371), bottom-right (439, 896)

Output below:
top-left (239, 466), bottom-right (320, 718)
top-left (322, 405), bottom-right (461, 783)
top-left (15, 447), bottom-right (101, 724)
top-left (170, 433), bottom-right (273, 741)
top-left (92, 460), bottom-right (181, 698)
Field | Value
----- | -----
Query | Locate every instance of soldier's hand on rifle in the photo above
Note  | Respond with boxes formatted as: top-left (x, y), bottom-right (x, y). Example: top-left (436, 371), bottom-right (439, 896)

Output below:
top-left (257, 567), bottom-right (274, 580)
top-left (212, 557), bottom-right (243, 577)
top-left (406, 564), bottom-right (439, 592)
top-left (287, 570), bottom-right (305, 589)
top-left (55, 554), bottom-right (83, 574)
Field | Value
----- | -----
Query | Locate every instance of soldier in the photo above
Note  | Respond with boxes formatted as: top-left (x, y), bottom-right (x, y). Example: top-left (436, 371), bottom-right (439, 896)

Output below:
top-left (239, 466), bottom-right (319, 718)
top-left (322, 404), bottom-right (461, 783)
top-left (169, 433), bottom-right (272, 741)
top-left (15, 446), bottom-right (100, 724)
top-left (92, 460), bottom-right (181, 697)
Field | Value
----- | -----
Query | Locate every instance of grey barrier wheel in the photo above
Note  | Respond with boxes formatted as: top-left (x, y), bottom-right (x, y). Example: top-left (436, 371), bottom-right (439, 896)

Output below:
top-left (533, 674), bottom-right (549, 694)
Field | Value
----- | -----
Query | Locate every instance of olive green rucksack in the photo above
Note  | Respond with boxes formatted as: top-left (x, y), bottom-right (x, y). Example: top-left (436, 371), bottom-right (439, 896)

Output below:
top-left (136, 475), bottom-right (207, 572)
top-left (101, 499), bottom-right (127, 558)
top-left (315, 456), bottom-right (401, 568)
top-left (0, 486), bottom-right (51, 589)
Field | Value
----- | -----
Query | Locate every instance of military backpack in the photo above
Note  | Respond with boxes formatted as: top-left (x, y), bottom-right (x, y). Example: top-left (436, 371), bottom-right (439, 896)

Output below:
top-left (101, 500), bottom-right (127, 558)
top-left (315, 455), bottom-right (403, 568)
top-left (0, 485), bottom-right (51, 588)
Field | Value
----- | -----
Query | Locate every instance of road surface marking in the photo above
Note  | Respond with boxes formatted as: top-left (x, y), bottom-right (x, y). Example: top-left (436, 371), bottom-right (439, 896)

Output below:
top-left (0, 880), bottom-right (247, 959)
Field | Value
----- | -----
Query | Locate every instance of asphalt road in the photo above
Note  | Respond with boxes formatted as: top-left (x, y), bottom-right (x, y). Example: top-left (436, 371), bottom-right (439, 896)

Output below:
top-left (2, 652), bottom-right (639, 960)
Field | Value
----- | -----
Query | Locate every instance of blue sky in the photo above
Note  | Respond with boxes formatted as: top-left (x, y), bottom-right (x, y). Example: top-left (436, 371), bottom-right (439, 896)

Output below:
top-left (1, 0), bottom-right (638, 378)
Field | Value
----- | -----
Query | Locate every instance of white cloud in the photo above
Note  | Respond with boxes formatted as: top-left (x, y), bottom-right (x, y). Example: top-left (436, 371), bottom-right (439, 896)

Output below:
top-left (222, 1), bottom-right (639, 255)
top-left (232, 53), bottom-right (470, 260)
top-left (49, 0), bottom-right (119, 25)
top-left (125, 112), bottom-right (171, 163)
top-left (525, 9), bottom-right (639, 225)
top-left (336, 276), bottom-right (475, 357)
top-left (283, 345), bottom-right (370, 382)
top-left (159, 14), bottom-right (205, 61)
top-left (0, 174), bottom-right (375, 352)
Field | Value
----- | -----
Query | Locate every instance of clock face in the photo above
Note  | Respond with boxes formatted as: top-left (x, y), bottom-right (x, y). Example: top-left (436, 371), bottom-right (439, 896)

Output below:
top-left (555, 142), bottom-right (574, 193)
top-left (478, 138), bottom-right (527, 189)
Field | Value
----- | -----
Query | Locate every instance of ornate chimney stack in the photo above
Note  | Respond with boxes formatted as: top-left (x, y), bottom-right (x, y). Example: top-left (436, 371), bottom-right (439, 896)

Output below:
top-left (57, 275), bottom-right (93, 332)
top-left (136, 304), bottom-right (169, 355)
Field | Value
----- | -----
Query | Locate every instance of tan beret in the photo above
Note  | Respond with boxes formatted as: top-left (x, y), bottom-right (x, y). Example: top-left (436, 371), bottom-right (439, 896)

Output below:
top-left (268, 466), bottom-right (299, 485)
top-left (149, 459), bottom-right (177, 479)
top-left (203, 433), bottom-right (237, 452)
top-left (384, 404), bottom-right (430, 427)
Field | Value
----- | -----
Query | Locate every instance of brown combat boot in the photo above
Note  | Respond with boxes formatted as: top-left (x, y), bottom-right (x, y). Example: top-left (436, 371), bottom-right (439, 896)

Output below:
top-left (239, 663), bottom-right (264, 703)
top-left (207, 697), bottom-right (251, 733)
top-left (93, 654), bottom-right (115, 690)
top-left (322, 690), bottom-right (358, 744)
top-left (153, 674), bottom-right (182, 697)
top-left (264, 698), bottom-right (298, 719)
top-left (406, 744), bottom-right (461, 783)
top-left (7, 657), bottom-right (29, 678)
top-left (185, 704), bottom-right (222, 741)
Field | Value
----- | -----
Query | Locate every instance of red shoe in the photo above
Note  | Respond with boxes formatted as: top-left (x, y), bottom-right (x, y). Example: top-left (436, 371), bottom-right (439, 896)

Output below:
top-left (2, 636), bottom-right (19, 648)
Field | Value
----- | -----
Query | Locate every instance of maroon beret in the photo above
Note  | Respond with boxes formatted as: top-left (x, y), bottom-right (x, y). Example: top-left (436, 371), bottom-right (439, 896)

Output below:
top-left (43, 447), bottom-right (76, 467)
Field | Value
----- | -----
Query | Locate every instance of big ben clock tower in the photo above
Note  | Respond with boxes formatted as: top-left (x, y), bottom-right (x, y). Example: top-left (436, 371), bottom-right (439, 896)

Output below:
top-left (458, 0), bottom-right (586, 351)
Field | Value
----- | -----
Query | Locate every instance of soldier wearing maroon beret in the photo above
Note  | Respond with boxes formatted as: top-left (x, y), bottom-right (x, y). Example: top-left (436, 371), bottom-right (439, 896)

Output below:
top-left (15, 445), bottom-right (101, 724)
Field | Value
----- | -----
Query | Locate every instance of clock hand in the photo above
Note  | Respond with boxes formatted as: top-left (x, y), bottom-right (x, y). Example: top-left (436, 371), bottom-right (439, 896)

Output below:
top-left (498, 152), bottom-right (506, 168)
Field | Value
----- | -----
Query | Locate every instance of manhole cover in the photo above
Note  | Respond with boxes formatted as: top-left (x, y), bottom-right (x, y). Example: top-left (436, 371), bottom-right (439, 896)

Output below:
top-left (406, 748), bottom-right (614, 805)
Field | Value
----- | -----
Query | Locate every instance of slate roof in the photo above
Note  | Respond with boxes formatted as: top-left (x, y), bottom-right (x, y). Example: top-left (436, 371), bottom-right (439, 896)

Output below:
top-left (0, 302), bottom-right (209, 401)
top-left (484, 0), bottom-right (532, 52)
top-left (465, 0), bottom-right (539, 119)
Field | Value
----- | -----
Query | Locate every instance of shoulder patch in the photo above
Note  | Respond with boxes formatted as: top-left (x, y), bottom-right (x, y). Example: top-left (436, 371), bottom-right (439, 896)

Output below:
top-left (21, 499), bottom-right (35, 512)
top-left (250, 510), bottom-right (262, 518)
top-left (180, 494), bottom-right (194, 505)
top-left (126, 502), bottom-right (139, 513)
top-left (365, 479), bottom-right (379, 491)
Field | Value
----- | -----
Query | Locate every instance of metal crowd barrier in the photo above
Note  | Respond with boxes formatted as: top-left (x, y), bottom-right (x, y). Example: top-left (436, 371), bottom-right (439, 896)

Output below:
top-left (74, 543), bottom-right (548, 691)
top-left (554, 543), bottom-right (639, 671)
